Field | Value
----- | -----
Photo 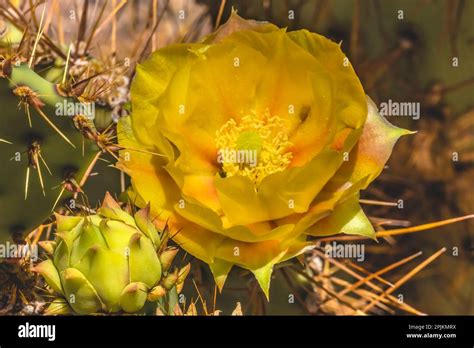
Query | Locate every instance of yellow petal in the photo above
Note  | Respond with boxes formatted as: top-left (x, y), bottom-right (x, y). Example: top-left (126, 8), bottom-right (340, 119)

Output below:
top-left (166, 165), bottom-right (221, 212)
top-left (166, 214), bottom-right (224, 264)
top-left (129, 44), bottom-right (199, 150)
top-left (328, 96), bottom-right (414, 190)
top-left (287, 30), bottom-right (366, 120)
top-left (118, 117), bottom-right (180, 219)
top-left (279, 175), bottom-right (369, 235)
top-left (202, 11), bottom-right (278, 44)
top-left (174, 197), bottom-right (295, 242)
top-left (214, 149), bottom-right (349, 226)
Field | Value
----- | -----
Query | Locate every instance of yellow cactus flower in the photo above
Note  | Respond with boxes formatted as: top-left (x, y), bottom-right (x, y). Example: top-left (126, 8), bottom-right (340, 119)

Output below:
top-left (118, 13), bottom-right (412, 298)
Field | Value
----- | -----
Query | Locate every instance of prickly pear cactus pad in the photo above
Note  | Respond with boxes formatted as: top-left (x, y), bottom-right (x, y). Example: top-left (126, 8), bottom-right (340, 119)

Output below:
top-left (118, 12), bottom-right (412, 297)
top-left (0, 72), bottom-right (99, 244)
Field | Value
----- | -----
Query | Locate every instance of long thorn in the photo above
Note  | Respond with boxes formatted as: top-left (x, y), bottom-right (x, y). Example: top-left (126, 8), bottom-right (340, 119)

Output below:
top-left (359, 199), bottom-right (398, 207)
top-left (83, 0), bottom-right (107, 54)
top-left (51, 186), bottom-right (65, 212)
top-left (151, 0), bottom-right (157, 52)
top-left (313, 249), bottom-right (420, 314)
top-left (290, 266), bottom-right (362, 314)
top-left (362, 248), bottom-right (446, 312)
top-left (62, 43), bottom-right (72, 85)
top-left (318, 214), bottom-right (474, 242)
top-left (347, 261), bottom-right (394, 288)
top-left (39, 153), bottom-right (52, 175)
top-left (334, 251), bottom-right (423, 302)
top-left (33, 105), bottom-right (76, 148)
top-left (75, 151), bottom-right (101, 198)
top-left (375, 215), bottom-right (474, 237)
top-left (120, 170), bottom-right (125, 193)
top-left (28, 3), bottom-right (46, 68)
top-left (94, 0), bottom-right (127, 37)
top-left (192, 279), bottom-right (208, 316)
top-left (25, 166), bottom-right (30, 200)
top-left (26, 105), bottom-right (32, 127)
top-left (215, 0), bottom-right (226, 30)
top-left (35, 154), bottom-right (46, 196)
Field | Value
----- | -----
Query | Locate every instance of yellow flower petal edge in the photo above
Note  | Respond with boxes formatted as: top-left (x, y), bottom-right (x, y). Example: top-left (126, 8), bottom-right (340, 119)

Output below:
top-left (118, 12), bottom-right (413, 298)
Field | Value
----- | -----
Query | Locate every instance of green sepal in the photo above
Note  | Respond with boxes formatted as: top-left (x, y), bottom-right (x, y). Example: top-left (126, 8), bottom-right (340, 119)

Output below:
top-left (209, 259), bottom-right (233, 292)
top-left (98, 192), bottom-right (136, 226)
top-left (99, 218), bottom-right (136, 254)
top-left (159, 248), bottom-right (178, 273)
top-left (44, 298), bottom-right (73, 315)
top-left (252, 263), bottom-right (274, 301)
top-left (75, 246), bottom-right (128, 312)
top-left (69, 219), bottom-right (108, 266)
top-left (61, 267), bottom-right (103, 315)
top-left (119, 282), bottom-right (149, 313)
top-left (134, 204), bottom-right (160, 246)
top-left (32, 259), bottom-right (64, 296)
top-left (128, 233), bottom-right (162, 288)
top-left (38, 241), bottom-right (56, 255)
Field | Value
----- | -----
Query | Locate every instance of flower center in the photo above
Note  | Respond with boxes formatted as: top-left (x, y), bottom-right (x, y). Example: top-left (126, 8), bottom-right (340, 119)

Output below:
top-left (215, 112), bottom-right (293, 186)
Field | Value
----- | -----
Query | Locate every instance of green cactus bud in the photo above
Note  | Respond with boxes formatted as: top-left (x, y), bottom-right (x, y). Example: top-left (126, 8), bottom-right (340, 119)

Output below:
top-left (147, 285), bottom-right (166, 302)
top-left (134, 204), bottom-right (160, 246)
top-left (38, 241), bottom-right (56, 255)
top-left (161, 272), bottom-right (179, 291)
top-left (33, 193), bottom-right (186, 314)
top-left (159, 248), bottom-right (179, 273)
top-left (177, 263), bottom-right (191, 285)
top-left (175, 263), bottom-right (191, 294)
top-left (119, 282), bottom-right (149, 314)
